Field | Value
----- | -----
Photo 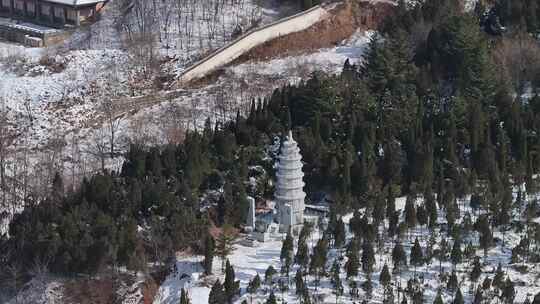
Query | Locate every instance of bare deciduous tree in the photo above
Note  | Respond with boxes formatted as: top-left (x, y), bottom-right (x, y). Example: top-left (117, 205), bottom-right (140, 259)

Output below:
top-left (492, 33), bottom-right (540, 94)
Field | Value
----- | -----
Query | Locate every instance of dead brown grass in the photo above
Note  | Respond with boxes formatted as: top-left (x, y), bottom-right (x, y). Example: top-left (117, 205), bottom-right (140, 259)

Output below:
top-left (233, 0), bottom-right (395, 64)
top-left (62, 277), bottom-right (116, 304)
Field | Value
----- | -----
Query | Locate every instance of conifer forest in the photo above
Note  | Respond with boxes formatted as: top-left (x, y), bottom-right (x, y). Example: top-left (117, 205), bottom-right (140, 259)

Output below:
top-left (1, 0), bottom-right (540, 303)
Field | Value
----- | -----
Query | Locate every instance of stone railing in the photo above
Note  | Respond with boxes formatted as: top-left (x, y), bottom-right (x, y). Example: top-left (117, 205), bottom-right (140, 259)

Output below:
top-left (176, 4), bottom-right (330, 85)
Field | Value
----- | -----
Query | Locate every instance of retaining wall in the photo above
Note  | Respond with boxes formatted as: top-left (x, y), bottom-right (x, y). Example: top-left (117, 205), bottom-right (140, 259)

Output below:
top-left (0, 22), bottom-right (71, 46)
top-left (177, 5), bottom-right (330, 84)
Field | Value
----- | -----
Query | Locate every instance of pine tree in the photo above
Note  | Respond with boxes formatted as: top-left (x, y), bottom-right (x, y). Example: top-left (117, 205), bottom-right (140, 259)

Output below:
top-left (203, 234), bottom-right (215, 275)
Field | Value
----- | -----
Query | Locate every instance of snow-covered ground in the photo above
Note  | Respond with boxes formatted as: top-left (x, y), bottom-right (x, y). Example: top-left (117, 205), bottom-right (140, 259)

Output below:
top-left (155, 189), bottom-right (540, 304)
top-left (228, 30), bottom-right (375, 85)
top-left (87, 29), bottom-right (377, 146)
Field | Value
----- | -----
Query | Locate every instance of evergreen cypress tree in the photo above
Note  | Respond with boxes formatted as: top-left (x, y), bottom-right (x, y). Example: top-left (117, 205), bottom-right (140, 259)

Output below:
top-left (380, 264), bottom-right (392, 288)
top-left (502, 277), bottom-right (516, 304)
top-left (477, 215), bottom-right (493, 256)
top-left (203, 234), bottom-right (215, 275)
top-left (265, 265), bottom-right (276, 286)
top-left (224, 260), bottom-right (239, 303)
top-left (331, 260), bottom-right (344, 302)
top-left (345, 238), bottom-right (360, 278)
top-left (216, 226), bottom-right (235, 271)
top-left (334, 217), bottom-right (346, 248)
top-left (362, 275), bottom-right (373, 299)
top-left (405, 196), bottom-right (417, 234)
top-left (380, 263), bottom-right (392, 301)
top-left (434, 290), bottom-right (444, 304)
top-left (208, 280), bottom-right (225, 304)
top-left (247, 274), bottom-right (261, 297)
top-left (410, 238), bottom-right (424, 270)
top-left (533, 292), bottom-right (540, 304)
top-left (473, 288), bottom-right (483, 304)
top-left (447, 271), bottom-right (458, 291)
top-left (295, 269), bottom-right (305, 295)
top-left (280, 229), bottom-right (294, 262)
top-left (493, 263), bottom-right (505, 290)
top-left (470, 257), bottom-right (482, 282)
top-left (295, 237), bottom-right (309, 270)
top-left (392, 241), bottom-right (407, 272)
top-left (413, 290), bottom-right (424, 304)
top-left (266, 292), bottom-right (277, 304)
top-left (386, 187), bottom-right (397, 219)
top-left (416, 204), bottom-right (428, 229)
top-left (425, 193), bottom-right (438, 229)
top-left (309, 238), bottom-right (328, 282)
top-left (180, 288), bottom-right (191, 304)
top-left (450, 240), bottom-right (462, 267)
top-left (452, 288), bottom-right (464, 304)
top-left (361, 240), bottom-right (376, 274)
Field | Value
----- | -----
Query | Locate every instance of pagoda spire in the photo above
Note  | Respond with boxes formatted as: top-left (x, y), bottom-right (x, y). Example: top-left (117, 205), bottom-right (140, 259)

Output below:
top-left (275, 130), bottom-right (306, 233)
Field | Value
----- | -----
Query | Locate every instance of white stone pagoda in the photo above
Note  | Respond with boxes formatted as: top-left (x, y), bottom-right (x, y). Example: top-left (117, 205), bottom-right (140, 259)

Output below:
top-left (275, 130), bottom-right (306, 233)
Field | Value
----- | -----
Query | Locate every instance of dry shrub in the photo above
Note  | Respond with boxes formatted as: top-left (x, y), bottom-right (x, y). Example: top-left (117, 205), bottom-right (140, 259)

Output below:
top-left (492, 33), bottom-right (540, 93)
top-left (62, 278), bottom-right (115, 304)
top-left (38, 50), bottom-right (67, 73)
top-left (141, 276), bottom-right (159, 304)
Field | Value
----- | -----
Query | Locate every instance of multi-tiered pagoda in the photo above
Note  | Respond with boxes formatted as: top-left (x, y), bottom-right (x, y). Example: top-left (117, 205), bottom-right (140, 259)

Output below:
top-left (275, 131), bottom-right (306, 233)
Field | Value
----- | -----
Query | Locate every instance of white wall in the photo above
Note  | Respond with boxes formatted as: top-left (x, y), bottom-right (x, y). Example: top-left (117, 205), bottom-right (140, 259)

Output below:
top-left (177, 5), bottom-right (329, 84)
